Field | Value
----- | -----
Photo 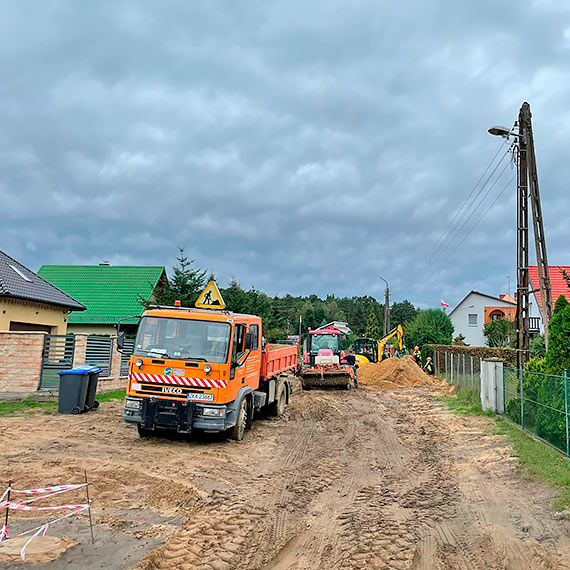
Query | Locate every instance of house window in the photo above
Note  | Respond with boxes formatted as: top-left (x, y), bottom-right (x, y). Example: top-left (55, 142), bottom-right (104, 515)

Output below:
top-left (468, 314), bottom-right (478, 326)
top-left (490, 310), bottom-right (504, 321)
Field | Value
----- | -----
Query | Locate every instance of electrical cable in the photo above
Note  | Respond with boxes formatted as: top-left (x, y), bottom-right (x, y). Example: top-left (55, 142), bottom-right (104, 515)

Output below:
top-left (414, 172), bottom-right (515, 289)
top-left (422, 158), bottom-right (512, 271)
top-left (415, 139), bottom-right (509, 275)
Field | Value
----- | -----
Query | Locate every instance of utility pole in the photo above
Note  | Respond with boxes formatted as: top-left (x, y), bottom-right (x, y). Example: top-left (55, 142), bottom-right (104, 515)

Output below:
top-left (380, 276), bottom-right (390, 336)
top-left (516, 105), bottom-right (530, 370)
top-left (490, 103), bottom-right (553, 369)
top-left (521, 103), bottom-right (553, 346)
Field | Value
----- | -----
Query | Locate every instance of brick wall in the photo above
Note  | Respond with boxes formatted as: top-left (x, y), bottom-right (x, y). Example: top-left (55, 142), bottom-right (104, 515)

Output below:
top-left (0, 332), bottom-right (129, 394)
top-left (0, 332), bottom-right (46, 392)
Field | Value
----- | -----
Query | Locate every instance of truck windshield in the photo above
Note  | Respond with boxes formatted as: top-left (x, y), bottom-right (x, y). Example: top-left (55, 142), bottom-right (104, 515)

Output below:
top-left (310, 334), bottom-right (340, 352)
top-left (133, 317), bottom-right (231, 363)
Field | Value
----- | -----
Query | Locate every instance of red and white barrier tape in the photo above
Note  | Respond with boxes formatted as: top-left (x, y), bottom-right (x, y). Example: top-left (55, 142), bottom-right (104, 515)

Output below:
top-left (0, 482), bottom-right (91, 560)
top-left (9, 484), bottom-right (86, 495)
top-left (0, 501), bottom-right (88, 511)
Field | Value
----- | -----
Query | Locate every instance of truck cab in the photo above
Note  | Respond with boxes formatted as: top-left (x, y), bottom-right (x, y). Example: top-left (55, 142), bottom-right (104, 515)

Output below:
top-left (123, 307), bottom-right (296, 440)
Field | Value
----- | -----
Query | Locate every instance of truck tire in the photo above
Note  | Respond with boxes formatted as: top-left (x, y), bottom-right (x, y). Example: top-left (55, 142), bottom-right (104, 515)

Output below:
top-left (137, 424), bottom-right (154, 438)
top-left (269, 383), bottom-right (287, 416)
top-left (231, 398), bottom-right (248, 441)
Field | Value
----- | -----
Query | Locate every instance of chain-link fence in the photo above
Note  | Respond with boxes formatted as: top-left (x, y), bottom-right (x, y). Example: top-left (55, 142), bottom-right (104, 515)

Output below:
top-left (434, 350), bottom-right (482, 394)
top-left (504, 367), bottom-right (570, 456)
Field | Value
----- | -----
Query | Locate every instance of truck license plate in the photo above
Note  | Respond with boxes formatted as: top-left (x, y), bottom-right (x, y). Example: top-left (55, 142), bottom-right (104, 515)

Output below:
top-left (187, 392), bottom-right (214, 402)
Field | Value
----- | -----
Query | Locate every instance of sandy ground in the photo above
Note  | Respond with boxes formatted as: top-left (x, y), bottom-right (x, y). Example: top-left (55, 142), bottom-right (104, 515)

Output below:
top-left (1, 372), bottom-right (570, 569)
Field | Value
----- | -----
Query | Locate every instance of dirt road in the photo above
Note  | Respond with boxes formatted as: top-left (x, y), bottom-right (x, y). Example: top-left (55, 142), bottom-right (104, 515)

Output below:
top-left (1, 378), bottom-right (570, 569)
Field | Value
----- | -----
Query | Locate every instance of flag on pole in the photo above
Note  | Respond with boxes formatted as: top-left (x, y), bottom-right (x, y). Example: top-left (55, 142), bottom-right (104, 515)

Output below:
top-left (440, 300), bottom-right (449, 309)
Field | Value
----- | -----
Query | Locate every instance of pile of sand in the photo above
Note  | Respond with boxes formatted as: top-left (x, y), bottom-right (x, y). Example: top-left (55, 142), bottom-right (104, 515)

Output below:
top-left (0, 536), bottom-right (77, 563)
top-left (358, 355), bottom-right (439, 389)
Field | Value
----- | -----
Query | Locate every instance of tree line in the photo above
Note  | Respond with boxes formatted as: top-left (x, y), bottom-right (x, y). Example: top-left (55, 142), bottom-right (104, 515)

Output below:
top-left (151, 247), bottom-right (423, 342)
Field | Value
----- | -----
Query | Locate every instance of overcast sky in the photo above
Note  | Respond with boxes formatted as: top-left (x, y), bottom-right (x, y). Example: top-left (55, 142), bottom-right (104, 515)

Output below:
top-left (2, 1), bottom-right (570, 308)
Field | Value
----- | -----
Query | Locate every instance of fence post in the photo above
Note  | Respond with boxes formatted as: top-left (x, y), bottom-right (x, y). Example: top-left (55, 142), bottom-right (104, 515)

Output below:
top-left (519, 364), bottom-right (524, 430)
top-left (564, 370), bottom-right (570, 457)
top-left (471, 356), bottom-right (474, 388)
top-left (456, 353), bottom-right (460, 386)
top-left (463, 354), bottom-right (466, 387)
top-left (451, 353), bottom-right (454, 384)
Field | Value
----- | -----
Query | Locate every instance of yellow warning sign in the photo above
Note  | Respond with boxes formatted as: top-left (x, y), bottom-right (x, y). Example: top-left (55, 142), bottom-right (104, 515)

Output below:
top-left (195, 281), bottom-right (226, 309)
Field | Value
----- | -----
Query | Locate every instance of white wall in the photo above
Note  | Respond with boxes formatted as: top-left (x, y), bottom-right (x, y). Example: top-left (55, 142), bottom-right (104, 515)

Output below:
top-left (450, 293), bottom-right (517, 347)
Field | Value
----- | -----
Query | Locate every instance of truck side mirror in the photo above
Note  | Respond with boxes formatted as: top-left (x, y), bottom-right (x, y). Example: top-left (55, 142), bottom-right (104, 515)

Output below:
top-left (117, 331), bottom-right (125, 351)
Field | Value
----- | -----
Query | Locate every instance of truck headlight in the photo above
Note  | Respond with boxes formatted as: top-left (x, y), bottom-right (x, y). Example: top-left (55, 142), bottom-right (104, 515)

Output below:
top-left (125, 399), bottom-right (142, 410)
top-left (201, 407), bottom-right (224, 417)
top-left (135, 358), bottom-right (143, 368)
top-left (203, 364), bottom-right (211, 374)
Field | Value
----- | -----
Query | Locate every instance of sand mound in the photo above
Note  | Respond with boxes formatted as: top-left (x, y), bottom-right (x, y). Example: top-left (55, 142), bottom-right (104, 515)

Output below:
top-left (358, 355), bottom-right (439, 389)
top-left (0, 536), bottom-right (77, 563)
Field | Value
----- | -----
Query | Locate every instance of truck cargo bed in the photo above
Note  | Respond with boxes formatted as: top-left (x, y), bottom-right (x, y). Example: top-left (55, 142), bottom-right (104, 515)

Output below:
top-left (261, 344), bottom-right (297, 380)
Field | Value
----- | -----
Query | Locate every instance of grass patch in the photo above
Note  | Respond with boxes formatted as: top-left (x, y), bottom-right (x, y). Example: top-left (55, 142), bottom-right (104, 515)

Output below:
top-left (439, 388), bottom-right (494, 417)
top-left (494, 418), bottom-right (570, 511)
top-left (0, 389), bottom-right (125, 416)
top-left (0, 398), bottom-right (57, 416)
top-left (97, 389), bottom-right (125, 402)
top-left (443, 387), bottom-right (570, 512)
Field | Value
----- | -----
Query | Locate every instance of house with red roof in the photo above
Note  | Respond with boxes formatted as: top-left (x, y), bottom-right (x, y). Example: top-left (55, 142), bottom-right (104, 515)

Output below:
top-left (529, 265), bottom-right (570, 329)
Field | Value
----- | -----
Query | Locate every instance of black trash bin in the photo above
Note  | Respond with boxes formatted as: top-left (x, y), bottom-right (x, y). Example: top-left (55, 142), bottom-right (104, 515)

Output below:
top-left (57, 368), bottom-right (90, 414)
top-left (74, 365), bottom-right (103, 411)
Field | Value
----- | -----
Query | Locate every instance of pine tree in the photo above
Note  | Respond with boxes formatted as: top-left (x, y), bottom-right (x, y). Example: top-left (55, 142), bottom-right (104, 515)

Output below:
top-left (152, 246), bottom-right (207, 307)
top-left (365, 306), bottom-right (381, 340)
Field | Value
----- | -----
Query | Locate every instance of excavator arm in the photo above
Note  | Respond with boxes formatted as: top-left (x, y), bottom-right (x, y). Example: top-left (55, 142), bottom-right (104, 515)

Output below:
top-left (377, 325), bottom-right (403, 354)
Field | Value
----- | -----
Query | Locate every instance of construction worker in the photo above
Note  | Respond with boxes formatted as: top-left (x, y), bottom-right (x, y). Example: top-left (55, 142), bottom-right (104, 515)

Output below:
top-left (424, 357), bottom-right (435, 375)
top-left (343, 348), bottom-right (358, 388)
top-left (413, 345), bottom-right (421, 366)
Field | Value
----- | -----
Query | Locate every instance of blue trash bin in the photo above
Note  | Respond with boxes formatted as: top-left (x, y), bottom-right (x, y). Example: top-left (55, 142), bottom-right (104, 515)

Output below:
top-left (73, 365), bottom-right (103, 411)
top-left (58, 369), bottom-right (90, 414)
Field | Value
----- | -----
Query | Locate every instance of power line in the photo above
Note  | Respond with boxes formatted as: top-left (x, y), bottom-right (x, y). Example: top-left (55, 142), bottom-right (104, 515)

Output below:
top-left (415, 140), bottom-right (509, 275)
top-left (452, 173), bottom-right (516, 252)
top-left (421, 158), bottom-right (512, 271)
top-left (415, 173), bottom-right (515, 290)
top-left (416, 146), bottom-right (511, 274)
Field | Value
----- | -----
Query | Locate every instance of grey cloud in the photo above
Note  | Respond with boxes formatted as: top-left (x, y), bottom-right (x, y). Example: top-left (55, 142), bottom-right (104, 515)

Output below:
top-left (2, 0), bottom-right (570, 307)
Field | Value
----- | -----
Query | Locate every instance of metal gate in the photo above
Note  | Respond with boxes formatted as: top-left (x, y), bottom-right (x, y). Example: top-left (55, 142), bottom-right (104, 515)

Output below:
top-left (40, 335), bottom-right (75, 390)
top-left (120, 339), bottom-right (135, 376)
top-left (85, 336), bottom-right (113, 377)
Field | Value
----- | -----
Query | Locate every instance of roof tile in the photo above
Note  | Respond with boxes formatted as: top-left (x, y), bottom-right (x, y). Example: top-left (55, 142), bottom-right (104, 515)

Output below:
top-left (0, 251), bottom-right (85, 311)
top-left (38, 265), bottom-right (165, 324)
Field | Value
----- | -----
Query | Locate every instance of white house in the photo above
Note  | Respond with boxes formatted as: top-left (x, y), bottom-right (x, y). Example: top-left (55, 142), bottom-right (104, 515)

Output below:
top-left (449, 291), bottom-right (517, 346)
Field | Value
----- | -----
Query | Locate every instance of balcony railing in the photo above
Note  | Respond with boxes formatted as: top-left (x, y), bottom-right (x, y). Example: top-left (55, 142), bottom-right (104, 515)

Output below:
top-left (529, 317), bottom-right (541, 332)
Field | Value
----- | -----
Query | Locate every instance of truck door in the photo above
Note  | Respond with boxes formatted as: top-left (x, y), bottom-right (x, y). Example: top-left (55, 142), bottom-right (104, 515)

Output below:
top-left (230, 323), bottom-right (247, 385)
top-left (244, 323), bottom-right (261, 388)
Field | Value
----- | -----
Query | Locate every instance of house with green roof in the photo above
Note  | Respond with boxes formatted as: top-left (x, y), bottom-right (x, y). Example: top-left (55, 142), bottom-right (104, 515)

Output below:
top-left (38, 263), bottom-right (166, 335)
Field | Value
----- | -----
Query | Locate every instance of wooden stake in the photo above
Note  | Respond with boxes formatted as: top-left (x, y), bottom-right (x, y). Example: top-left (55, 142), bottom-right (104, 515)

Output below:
top-left (84, 471), bottom-right (94, 544)
top-left (4, 481), bottom-right (11, 533)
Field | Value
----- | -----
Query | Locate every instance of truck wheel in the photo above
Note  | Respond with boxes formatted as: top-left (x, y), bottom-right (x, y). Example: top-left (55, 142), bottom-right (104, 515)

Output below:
top-left (231, 398), bottom-right (247, 441)
top-left (269, 384), bottom-right (287, 416)
top-left (137, 424), bottom-right (154, 438)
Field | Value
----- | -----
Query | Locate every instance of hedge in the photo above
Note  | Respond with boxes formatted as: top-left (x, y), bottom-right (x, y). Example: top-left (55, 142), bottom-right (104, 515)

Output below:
top-left (425, 344), bottom-right (517, 367)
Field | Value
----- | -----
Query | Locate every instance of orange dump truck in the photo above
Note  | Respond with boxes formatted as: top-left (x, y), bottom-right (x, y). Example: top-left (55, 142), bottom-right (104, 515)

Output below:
top-left (121, 306), bottom-right (297, 440)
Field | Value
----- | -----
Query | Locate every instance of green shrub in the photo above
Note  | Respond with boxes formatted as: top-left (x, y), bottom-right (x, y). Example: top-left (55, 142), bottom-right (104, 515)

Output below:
top-left (405, 309), bottom-right (453, 350)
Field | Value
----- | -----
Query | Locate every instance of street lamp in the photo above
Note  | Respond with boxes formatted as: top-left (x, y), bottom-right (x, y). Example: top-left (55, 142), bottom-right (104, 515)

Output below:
top-left (487, 102), bottom-right (553, 368)
top-left (488, 125), bottom-right (512, 138)
top-left (379, 276), bottom-right (390, 336)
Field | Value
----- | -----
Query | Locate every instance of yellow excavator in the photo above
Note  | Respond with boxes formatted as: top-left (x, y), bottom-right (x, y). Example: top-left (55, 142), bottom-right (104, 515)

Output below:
top-left (355, 325), bottom-right (403, 365)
